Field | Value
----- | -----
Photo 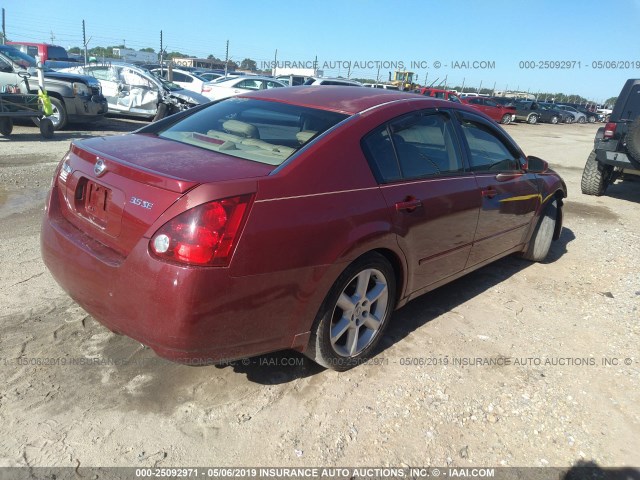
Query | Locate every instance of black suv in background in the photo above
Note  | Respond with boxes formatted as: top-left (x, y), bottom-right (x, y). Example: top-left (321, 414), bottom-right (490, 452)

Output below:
top-left (581, 79), bottom-right (640, 195)
top-left (0, 45), bottom-right (107, 130)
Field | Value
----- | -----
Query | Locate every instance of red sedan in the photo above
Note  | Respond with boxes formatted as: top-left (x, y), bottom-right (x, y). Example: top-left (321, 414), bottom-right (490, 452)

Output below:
top-left (461, 96), bottom-right (517, 124)
top-left (41, 87), bottom-right (566, 371)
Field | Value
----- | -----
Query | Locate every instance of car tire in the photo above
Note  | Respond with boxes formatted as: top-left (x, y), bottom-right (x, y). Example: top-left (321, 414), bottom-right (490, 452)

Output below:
top-left (305, 252), bottom-right (396, 371)
top-left (527, 114), bottom-right (538, 124)
top-left (581, 150), bottom-right (612, 196)
top-left (522, 199), bottom-right (558, 262)
top-left (500, 114), bottom-right (511, 125)
top-left (32, 96), bottom-right (67, 131)
top-left (578, 117), bottom-right (586, 124)
top-left (588, 116), bottom-right (595, 123)
top-left (0, 117), bottom-right (13, 136)
top-left (624, 118), bottom-right (640, 168)
top-left (550, 116), bottom-right (558, 124)
top-left (39, 118), bottom-right (54, 139)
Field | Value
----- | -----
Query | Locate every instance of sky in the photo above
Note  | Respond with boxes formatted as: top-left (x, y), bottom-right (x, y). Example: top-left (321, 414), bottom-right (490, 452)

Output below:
top-left (2, 0), bottom-right (639, 102)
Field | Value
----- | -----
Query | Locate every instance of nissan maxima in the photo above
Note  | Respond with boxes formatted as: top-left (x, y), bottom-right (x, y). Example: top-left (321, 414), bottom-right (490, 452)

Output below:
top-left (41, 87), bottom-right (566, 371)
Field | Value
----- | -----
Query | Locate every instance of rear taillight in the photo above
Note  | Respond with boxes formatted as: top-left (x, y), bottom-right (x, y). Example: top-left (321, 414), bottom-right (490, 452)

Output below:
top-left (201, 86), bottom-right (211, 93)
top-left (150, 194), bottom-right (253, 266)
top-left (603, 122), bottom-right (617, 139)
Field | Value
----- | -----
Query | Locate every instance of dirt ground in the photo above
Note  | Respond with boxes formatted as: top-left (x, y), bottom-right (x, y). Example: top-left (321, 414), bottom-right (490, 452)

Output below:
top-left (0, 117), bottom-right (638, 470)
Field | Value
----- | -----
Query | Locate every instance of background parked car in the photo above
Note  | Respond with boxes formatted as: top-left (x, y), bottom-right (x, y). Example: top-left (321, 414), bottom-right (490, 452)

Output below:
top-left (414, 88), bottom-right (461, 102)
top-left (151, 68), bottom-right (208, 94)
top-left (276, 74), bottom-right (308, 86)
top-left (538, 103), bottom-right (570, 124)
top-left (364, 83), bottom-right (400, 90)
top-left (195, 71), bottom-right (224, 82)
top-left (575, 106), bottom-right (603, 123)
top-left (62, 63), bottom-right (209, 120)
top-left (514, 101), bottom-right (565, 124)
top-left (302, 77), bottom-right (363, 86)
top-left (201, 76), bottom-right (285, 101)
top-left (555, 104), bottom-right (587, 123)
top-left (461, 96), bottom-right (516, 124)
top-left (0, 44), bottom-right (107, 130)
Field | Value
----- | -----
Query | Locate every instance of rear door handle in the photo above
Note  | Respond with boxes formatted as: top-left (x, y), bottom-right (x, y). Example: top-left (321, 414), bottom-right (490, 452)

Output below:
top-left (395, 197), bottom-right (422, 212)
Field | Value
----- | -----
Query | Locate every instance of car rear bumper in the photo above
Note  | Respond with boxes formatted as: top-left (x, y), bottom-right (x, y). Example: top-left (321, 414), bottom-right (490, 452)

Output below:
top-left (40, 186), bottom-right (318, 364)
top-left (596, 149), bottom-right (640, 170)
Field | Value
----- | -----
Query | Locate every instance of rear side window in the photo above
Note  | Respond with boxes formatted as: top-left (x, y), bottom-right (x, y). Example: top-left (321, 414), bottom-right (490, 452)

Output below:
top-left (172, 72), bottom-right (190, 83)
top-left (362, 112), bottom-right (465, 183)
top-left (47, 46), bottom-right (68, 60)
top-left (361, 126), bottom-right (402, 183)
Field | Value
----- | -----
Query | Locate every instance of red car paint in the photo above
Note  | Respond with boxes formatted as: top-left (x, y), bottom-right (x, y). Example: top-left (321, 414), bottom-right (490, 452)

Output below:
top-left (41, 87), bottom-right (566, 365)
top-left (461, 97), bottom-right (517, 123)
top-left (415, 88), bottom-right (460, 102)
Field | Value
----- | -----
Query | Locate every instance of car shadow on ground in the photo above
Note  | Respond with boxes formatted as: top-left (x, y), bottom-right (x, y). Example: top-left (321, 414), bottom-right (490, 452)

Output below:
top-left (563, 460), bottom-right (640, 479)
top-left (3, 117), bottom-right (147, 142)
top-left (605, 177), bottom-right (640, 203)
top-left (221, 227), bottom-right (576, 385)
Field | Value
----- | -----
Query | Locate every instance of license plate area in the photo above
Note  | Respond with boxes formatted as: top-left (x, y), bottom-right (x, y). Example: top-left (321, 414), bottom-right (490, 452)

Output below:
top-left (75, 178), bottom-right (111, 228)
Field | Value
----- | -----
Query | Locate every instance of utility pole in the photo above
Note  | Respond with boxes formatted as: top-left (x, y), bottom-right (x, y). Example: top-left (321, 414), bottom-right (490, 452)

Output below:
top-left (50, 30), bottom-right (55, 44)
top-left (273, 49), bottom-right (277, 75)
top-left (82, 20), bottom-right (87, 64)
top-left (160, 30), bottom-right (163, 73)
top-left (224, 40), bottom-right (229, 76)
top-left (1, 8), bottom-right (6, 45)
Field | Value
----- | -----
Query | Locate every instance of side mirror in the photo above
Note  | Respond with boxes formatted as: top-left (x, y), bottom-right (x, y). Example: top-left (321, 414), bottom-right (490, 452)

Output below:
top-left (526, 155), bottom-right (549, 173)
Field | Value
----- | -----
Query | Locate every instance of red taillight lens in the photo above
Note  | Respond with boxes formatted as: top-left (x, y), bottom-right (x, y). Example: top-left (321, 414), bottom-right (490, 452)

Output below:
top-left (201, 86), bottom-right (211, 93)
top-left (150, 194), bottom-right (253, 266)
top-left (603, 122), bottom-right (617, 139)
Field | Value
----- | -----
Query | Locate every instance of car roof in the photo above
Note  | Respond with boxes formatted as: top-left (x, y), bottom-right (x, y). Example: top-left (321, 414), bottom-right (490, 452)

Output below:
top-left (240, 86), bottom-right (447, 115)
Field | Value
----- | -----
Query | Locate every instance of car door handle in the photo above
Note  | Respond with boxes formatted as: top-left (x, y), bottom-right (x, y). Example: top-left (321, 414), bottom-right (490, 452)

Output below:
top-left (482, 187), bottom-right (498, 199)
top-left (395, 197), bottom-right (422, 212)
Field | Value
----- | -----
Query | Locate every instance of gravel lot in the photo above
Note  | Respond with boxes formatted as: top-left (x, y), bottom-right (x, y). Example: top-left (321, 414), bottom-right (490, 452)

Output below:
top-left (0, 117), bottom-right (638, 471)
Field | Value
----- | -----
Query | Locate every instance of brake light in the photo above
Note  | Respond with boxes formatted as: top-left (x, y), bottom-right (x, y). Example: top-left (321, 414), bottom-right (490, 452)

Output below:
top-left (603, 122), bottom-right (617, 139)
top-left (150, 194), bottom-right (253, 266)
top-left (202, 86), bottom-right (211, 93)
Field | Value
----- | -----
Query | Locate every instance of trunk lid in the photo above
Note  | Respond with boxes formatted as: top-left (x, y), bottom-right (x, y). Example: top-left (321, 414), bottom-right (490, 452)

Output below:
top-left (56, 133), bottom-right (273, 256)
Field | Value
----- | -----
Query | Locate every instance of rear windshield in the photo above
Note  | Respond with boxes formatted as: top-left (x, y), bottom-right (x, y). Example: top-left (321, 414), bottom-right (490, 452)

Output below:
top-left (158, 98), bottom-right (349, 165)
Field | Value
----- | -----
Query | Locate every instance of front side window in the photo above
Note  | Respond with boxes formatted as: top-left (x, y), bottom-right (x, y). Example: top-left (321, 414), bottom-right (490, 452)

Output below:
top-left (390, 112), bottom-right (464, 179)
top-left (459, 118), bottom-right (521, 172)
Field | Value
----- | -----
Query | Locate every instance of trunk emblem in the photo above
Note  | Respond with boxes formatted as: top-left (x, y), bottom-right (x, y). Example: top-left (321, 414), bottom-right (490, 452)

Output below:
top-left (94, 158), bottom-right (107, 177)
